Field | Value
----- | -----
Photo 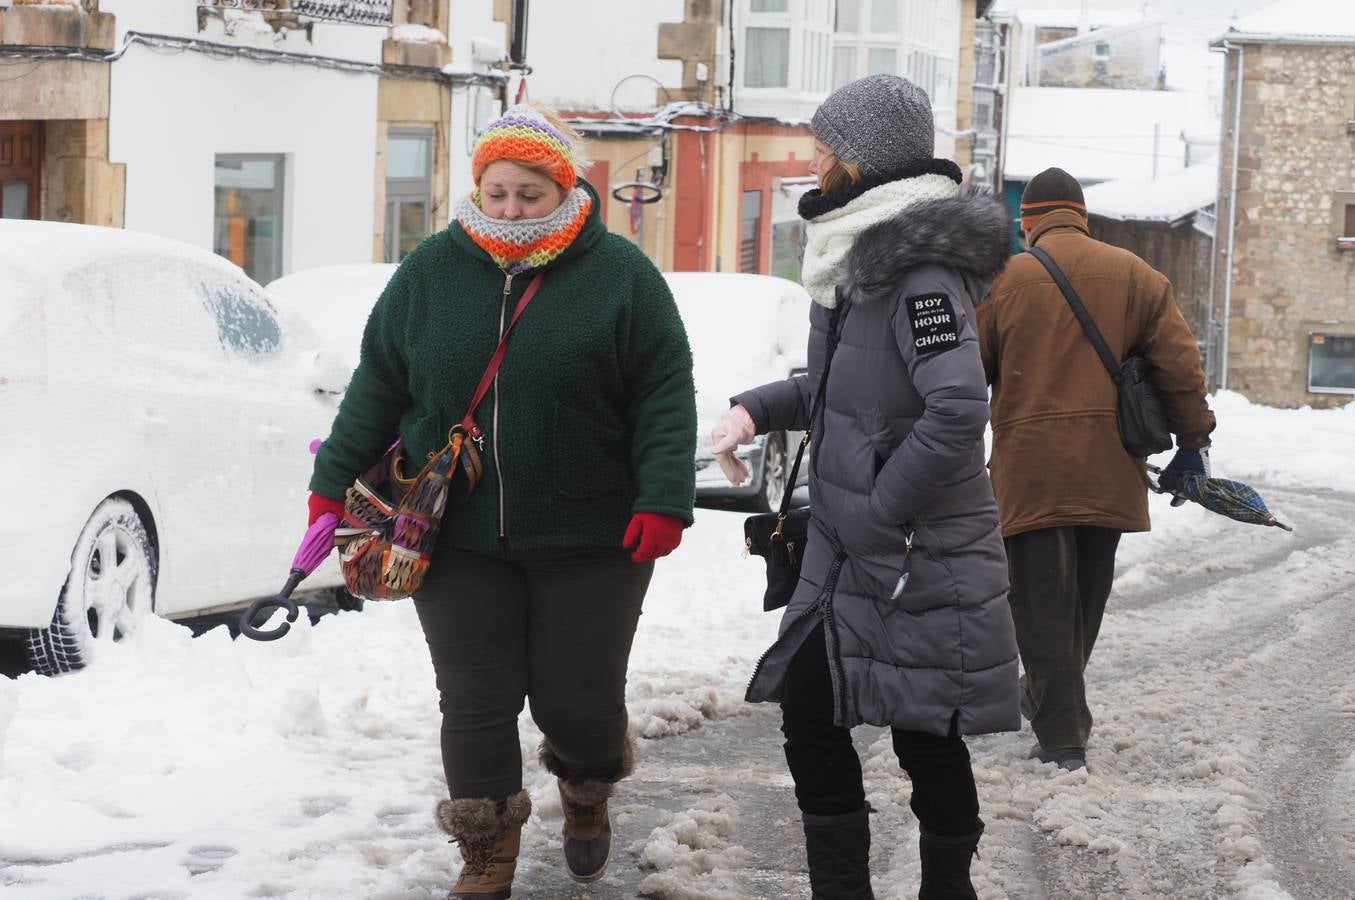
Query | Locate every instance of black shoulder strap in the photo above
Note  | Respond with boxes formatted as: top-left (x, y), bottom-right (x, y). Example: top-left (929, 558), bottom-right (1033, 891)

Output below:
top-left (1026, 245), bottom-right (1121, 382)
top-left (777, 290), bottom-right (848, 520)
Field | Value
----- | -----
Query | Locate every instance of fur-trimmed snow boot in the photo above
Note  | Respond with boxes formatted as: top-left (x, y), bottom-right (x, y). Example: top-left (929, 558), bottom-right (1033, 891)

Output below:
top-left (539, 736), bottom-right (635, 883)
top-left (918, 821), bottom-right (982, 900)
top-left (802, 805), bottom-right (875, 899)
top-left (435, 790), bottom-right (532, 899)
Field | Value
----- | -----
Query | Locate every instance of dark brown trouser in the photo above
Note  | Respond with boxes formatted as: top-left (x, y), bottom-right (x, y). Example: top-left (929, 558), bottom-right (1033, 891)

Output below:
top-left (413, 546), bottom-right (653, 800)
top-left (1005, 525), bottom-right (1122, 751)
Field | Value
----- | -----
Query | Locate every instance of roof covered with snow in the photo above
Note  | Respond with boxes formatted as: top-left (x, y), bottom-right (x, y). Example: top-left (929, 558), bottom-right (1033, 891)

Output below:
top-left (1217, 0), bottom-right (1355, 44)
top-left (1003, 87), bottom-right (1207, 183)
top-left (1083, 164), bottom-right (1219, 223)
top-left (988, 4), bottom-right (1143, 28)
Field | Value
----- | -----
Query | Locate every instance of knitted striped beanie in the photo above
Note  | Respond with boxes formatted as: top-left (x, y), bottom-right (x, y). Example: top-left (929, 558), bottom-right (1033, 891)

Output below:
top-left (471, 103), bottom-right (579, 191)
top-left (1020, 167), bottom-right (1086, 232)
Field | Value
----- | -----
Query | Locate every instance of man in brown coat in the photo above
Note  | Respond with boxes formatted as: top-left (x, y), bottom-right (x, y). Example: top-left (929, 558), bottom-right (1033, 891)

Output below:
top-left (978, 167), bottom-right (1216, 770)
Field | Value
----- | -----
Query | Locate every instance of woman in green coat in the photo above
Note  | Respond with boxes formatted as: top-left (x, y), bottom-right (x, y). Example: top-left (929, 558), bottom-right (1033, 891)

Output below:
top-left (305, 103), bottom-right (696, 899)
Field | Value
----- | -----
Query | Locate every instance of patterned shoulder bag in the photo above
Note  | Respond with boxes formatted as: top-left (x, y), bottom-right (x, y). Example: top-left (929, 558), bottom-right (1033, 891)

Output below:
top-left (335, 272), bottom-right (545, 600)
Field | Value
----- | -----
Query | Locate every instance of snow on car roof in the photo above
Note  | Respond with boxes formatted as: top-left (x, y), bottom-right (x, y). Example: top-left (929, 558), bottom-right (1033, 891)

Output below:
top-left (1083, 164), bottom-right (1219, 224)
top-left (0, 219), bottom-right (251, 283)
top-left (664, 272), bottom-right (811, 422)
top-left (0, 219), bottom-right (328, 370)
top-left (266, 264), bottom-right (398, 371)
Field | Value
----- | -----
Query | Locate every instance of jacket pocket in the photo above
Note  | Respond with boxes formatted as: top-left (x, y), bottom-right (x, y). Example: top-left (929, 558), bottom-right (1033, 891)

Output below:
top-left (554, 402), bottom-right (627, 500)
top-left (856, 406), bottom-right (894, 476)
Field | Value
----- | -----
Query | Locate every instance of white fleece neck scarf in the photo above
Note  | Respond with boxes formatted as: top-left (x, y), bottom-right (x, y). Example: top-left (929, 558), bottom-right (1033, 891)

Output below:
top-left (801, 173), bottom-right (961, 308)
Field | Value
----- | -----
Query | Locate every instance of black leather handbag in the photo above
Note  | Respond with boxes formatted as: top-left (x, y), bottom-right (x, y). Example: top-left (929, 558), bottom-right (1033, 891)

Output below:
top-left (1027, 246), bottom-right (1173, 458)
top-left (744, 299), bottom-right (847, 611)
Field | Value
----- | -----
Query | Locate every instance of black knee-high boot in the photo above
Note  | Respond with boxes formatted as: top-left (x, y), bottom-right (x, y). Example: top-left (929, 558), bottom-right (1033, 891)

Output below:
top-left (918, 821), bottom-right (982, 900)
top-left (802, 805), bottom-right (874, 899)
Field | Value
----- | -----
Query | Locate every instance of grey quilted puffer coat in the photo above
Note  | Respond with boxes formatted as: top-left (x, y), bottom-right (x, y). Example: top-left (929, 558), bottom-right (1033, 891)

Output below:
top-left (739, 187), bottom-right (1020, 736)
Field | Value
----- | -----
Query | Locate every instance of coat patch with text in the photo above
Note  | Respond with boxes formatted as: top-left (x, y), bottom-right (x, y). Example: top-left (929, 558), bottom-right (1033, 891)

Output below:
top-left (904, 293), bottom-right (960, 354)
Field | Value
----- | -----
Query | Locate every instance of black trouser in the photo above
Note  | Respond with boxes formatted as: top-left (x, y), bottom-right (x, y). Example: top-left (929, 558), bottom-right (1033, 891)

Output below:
top-left (413, 546), bottom-right (652, 800)
top-left (779, 624), bottom-right (981, 838)
top-left (1005, 525), bottom-right (1122, 751)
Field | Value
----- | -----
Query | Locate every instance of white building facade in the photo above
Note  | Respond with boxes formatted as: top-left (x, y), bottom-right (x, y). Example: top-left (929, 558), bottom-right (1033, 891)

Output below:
top-left (2, 0), bottom-right (511, 285)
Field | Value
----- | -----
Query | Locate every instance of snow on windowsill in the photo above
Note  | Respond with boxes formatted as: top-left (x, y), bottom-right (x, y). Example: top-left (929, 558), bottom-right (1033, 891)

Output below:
top-left (10, 0), bottom-right (83, 9)
top-left (222, 9), bottom-right (275, 38)
top-left (392, 23), bottom-right (446, 45)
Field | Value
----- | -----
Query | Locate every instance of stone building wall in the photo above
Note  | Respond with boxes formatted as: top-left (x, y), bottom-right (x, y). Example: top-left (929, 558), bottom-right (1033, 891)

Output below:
top-left (0, 1), bottom-right (124, 226)
top-left (1215, 41), bottom-right (1355, 407)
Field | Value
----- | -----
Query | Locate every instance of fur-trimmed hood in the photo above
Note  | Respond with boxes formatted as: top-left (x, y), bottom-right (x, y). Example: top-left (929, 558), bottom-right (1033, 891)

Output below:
top-left (843, 184), bottom-right (1012, 305)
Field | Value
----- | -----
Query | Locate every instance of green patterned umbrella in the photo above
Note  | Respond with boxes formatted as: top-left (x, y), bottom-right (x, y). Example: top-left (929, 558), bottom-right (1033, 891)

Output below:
top-left (1148, 465), bottom-right (1293, 531)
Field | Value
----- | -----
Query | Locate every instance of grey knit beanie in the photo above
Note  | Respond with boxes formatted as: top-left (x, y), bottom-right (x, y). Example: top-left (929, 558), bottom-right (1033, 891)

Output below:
top-left (811, 74), bottom-right (935, 180)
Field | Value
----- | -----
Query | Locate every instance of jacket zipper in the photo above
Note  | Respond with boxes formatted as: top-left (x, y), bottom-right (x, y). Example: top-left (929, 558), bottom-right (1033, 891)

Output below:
top-left (819, 553), bottom-right (851, 724)
top-left (494, 271), bottom-right (511, 541)
top-left (745, 595), bottom-right (825, 694)
top-left (744, 551), bottom-right (848, 697)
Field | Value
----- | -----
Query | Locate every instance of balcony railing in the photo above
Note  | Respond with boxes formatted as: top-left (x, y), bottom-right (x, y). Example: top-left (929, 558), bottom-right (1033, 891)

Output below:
top-left (197, 1), bottom-right (393, 26)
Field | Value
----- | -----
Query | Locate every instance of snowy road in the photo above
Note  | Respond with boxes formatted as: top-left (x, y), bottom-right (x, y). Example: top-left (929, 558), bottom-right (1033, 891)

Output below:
top-left (521, 486), bottom-right (1355, 900)
top-left (4, 389), bottom-right (1355, 900)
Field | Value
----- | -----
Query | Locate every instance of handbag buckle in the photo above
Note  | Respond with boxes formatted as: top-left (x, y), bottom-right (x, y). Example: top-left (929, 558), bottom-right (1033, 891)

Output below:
top-left (772, 514), bottom-right (786, 540)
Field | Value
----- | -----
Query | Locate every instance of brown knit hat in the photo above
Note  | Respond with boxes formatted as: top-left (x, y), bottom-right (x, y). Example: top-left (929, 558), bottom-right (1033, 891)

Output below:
top-left (1020, 167), bottom-right (1086, 232)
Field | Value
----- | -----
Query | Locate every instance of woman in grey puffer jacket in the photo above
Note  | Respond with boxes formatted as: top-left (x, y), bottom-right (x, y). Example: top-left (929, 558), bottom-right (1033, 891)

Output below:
top-left (711, 75), bottom-right (1020, 899)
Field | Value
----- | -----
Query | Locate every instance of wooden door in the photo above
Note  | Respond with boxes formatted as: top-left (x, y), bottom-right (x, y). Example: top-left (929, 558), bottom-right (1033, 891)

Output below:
top-left (0, 122), bottom-right (43, 220)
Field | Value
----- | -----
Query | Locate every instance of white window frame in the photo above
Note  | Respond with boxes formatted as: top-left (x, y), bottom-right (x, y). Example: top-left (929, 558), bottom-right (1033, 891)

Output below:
top-left (831, 0), bottom-right (959, 108)
top-left (213, 153), bottom-right (286, 285)
top-left (738, 0), bottom-right (834, 116)
top-left (385, 126), bottom-right (434, 263)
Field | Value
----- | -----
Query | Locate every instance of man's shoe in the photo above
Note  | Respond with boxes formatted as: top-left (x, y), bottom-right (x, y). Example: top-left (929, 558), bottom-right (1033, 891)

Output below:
top-left (1027, 743), bottom-right (1086, 771)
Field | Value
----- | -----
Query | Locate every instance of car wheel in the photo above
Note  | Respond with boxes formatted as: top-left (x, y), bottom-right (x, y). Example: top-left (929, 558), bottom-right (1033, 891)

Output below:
top-left (27, 497), bottom-right (157, 676)
top-left (749, 431), bottom-right (789, 514)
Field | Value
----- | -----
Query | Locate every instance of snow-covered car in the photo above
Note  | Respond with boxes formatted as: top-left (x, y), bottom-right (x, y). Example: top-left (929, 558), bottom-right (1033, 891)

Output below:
top-left (665, 272), bottom-right (812, 512)
top-left (0, 221), bottom-right (352, 675)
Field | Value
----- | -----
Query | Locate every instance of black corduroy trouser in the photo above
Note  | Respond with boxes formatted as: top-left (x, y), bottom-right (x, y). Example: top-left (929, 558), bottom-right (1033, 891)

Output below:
top-left (1005, 524), bottom-right (1122, 751)
top-left (779, 624), bottom-right (981, 838)
top-left (413, 545), bottom-right (652, 800)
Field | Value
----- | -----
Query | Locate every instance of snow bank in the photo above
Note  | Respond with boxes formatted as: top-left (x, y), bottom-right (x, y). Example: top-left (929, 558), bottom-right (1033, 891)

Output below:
top-left (1195, 390), bottom-right (1355, 493)
top-left (634, 795), bottom-right (751, 899)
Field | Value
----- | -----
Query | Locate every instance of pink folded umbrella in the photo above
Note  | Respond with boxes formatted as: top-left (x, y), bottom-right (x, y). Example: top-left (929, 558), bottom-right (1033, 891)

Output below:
top-left (239, 512), bottom-right (340, 641)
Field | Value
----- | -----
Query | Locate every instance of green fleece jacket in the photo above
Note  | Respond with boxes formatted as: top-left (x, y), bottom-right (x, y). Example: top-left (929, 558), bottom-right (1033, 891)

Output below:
top-left (310, 182), bottom-right (696, 552)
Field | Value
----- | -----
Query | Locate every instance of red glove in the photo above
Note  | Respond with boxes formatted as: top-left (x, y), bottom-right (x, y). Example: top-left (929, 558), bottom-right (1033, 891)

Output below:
top-left (622, 512), bottom-right (684, 563)
top-left (308, 492), bottom-right (346, 526)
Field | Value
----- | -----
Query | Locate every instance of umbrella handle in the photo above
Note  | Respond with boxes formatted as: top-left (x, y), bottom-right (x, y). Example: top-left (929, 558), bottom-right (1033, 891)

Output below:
top-left (1144, 463), bottom-right (1167, 494)
top-left (239, 568), bottom-right (306, 642)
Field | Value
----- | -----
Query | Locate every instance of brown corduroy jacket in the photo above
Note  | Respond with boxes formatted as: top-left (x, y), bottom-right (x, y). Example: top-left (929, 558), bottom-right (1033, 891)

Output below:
top-left (978, 210), bottom-right (1215, 537)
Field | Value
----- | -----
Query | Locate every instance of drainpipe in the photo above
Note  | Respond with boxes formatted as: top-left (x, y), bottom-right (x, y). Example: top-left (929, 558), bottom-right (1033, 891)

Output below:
top-left (1220, 40), bottom-right (1245, 391)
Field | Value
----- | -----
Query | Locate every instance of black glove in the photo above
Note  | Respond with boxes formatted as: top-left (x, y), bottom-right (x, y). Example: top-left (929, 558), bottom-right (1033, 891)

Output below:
top-left (1159, 447), bottom-right (1210, 507)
